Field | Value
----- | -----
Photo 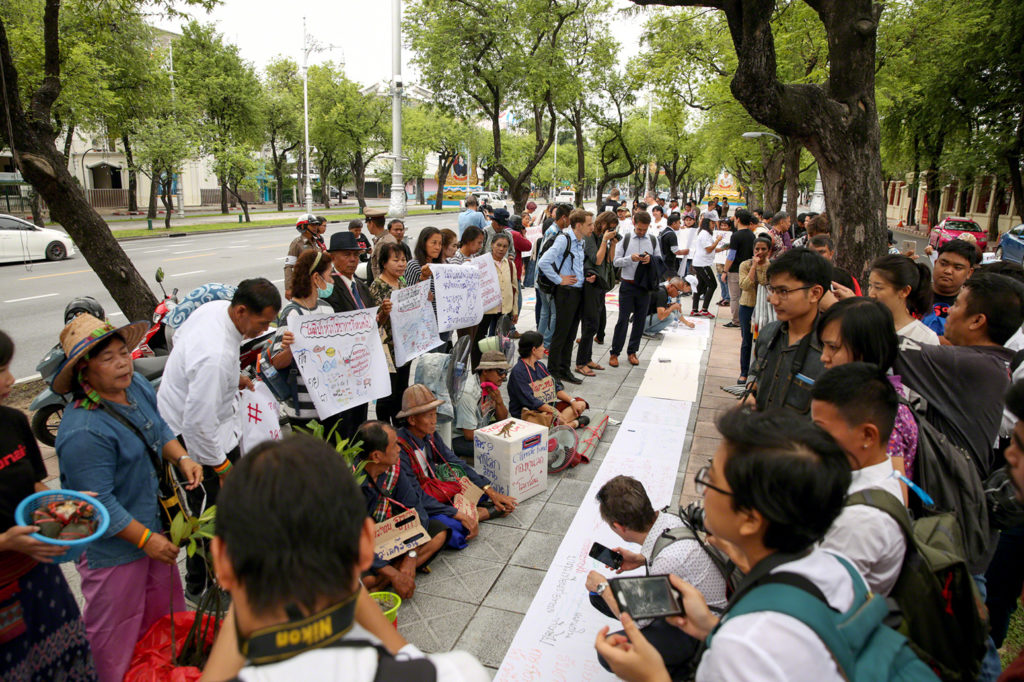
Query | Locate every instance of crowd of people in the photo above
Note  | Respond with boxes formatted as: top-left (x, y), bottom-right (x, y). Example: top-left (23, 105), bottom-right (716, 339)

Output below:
top-left (5, 189), bottom-right (1024, 681)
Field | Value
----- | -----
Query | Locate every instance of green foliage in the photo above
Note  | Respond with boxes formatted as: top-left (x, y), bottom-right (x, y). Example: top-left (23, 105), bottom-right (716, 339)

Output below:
top-left (294, 419), bottom-right (367, 484)
top-left (170, 504), bottom-right (216, 558)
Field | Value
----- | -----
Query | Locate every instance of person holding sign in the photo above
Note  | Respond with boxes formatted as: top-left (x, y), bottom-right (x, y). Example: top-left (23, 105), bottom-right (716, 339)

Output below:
top-left (452, 351), bottom-right (511, 460)
top-left (396, 385), bottom-right (517, 542)
top-left (475, 233), bottom-right (519, 347)
top-left (508, 331), bottom-right (590, 428)
top-left (357, 421), bottom-right (449, 600)
top-left (370, 242), bottom-right (410, 426)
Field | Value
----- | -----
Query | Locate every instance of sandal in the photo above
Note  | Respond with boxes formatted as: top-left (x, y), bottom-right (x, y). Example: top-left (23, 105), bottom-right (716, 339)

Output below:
top-left (587, 361), bottom-right (605, 370)
top-left (575, 365), bottom-right (596, 377)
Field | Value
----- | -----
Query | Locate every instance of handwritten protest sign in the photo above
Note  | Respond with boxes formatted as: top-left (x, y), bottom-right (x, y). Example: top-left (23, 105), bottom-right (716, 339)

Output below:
top-left (289, 308), bottom-right (391, 419)
top-left (472, 256), bottom-right (503, 311)
top-left (432, 264), bottom-right (483, 332)
top-left (453, 476), bottom-right (486, 520)
top-left (374, 508), bottom-right (429, 562)
top-left (390, 279), bottom-right (441, 366)
top-left (239, 380), bottom-right (281, 456)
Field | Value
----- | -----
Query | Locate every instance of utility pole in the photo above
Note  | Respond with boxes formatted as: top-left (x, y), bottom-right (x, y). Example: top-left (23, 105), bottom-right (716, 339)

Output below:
top-left (645, 92), bottom-right (653, 197)
top-left (552, 120), bottom-right (558, 201)
top-left (302, 17), bottom-right (314, 217)
top-left (387, 0), bottom-right (407, 218)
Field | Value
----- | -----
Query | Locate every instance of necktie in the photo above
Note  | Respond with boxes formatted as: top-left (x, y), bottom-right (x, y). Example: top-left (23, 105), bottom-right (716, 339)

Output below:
top-left (350, 281), bottom-right (364, 309)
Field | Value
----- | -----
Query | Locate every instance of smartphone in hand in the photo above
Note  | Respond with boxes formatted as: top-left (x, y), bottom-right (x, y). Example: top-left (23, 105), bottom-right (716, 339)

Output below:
top-left (589, 542), bottom-right (624, 570)
top-left (608, 575), bottom-right (685, 619)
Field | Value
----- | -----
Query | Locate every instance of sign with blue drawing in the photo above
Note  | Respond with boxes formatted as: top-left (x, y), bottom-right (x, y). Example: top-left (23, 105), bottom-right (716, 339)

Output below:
top-left (391, 279), bottom-right (442, 366)
top-left (289, 308), bottom-right (391, 419)
top-left (431, 264), bottom-right (484, 332)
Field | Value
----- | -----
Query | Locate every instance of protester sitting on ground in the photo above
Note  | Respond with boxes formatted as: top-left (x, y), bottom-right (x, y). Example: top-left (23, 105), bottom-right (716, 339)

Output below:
top-left (586, 476), bottom-right (728, 678)
top-left (817, 297), bottom-right (918, 485)
top-left (746, 248), bottom-right (830, 414)
top-left (356, 421), bottom-right (448, 600)
top-left (921, 238), bottom-right (980, 336)
top-left (810, 235), bottom-right (861, 295)
top-left (597, 409), bottom-right (933, 682)
top-left (55, 315), bottom-right (203, 681)
top-left (284, 214), bottom-right (327, 298)
top-left (736, 236), bottom-right (773, 384)
top-left (868, 254), bottom-right (939, 346)
top-left (811, 363), bottom-right (908, 595)
top-left (507, 331), bottom-right (589, 428)
top-left (370, 242), bottom-right (410, 426)
top-left (201, 435), bottom-right (490, 681)
top-left (348, 218), bottom-right (371, 261)
top-left (452, 352), bottom-right (510, 460)
top-left (0, 330), bottom-right (97, 680)
top-left (405, 226), bottom-right (445, 285)
top-left (268, 250), bottom-right (336, 430)
top-left (396, 385), bottom-right (518, 541)
top-left (450, 224), bottom-right (485, 265)
top-left (644, 277), bottom-right (694, 336)
top-left (440, 228), bottom-right (459, 262)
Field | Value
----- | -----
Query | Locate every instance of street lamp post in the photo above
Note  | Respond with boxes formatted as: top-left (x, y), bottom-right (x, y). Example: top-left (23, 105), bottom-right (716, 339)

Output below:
top-left (552, 122), bottom-right (558, 201)
top-left (387, 0), bottom-right (407, 219)
top-left (80, 147), bottom-right (103, 198)
top-left (302, 17), bottom-right (314, 217)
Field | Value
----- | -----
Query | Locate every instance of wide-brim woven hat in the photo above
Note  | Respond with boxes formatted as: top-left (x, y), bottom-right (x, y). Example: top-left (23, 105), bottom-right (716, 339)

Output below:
top-left (476, 351), bottom-right (509, 372)
top-left (396, 383), bottom-right (446, 419)
top-left (52, 314), bottom-right (147, 395)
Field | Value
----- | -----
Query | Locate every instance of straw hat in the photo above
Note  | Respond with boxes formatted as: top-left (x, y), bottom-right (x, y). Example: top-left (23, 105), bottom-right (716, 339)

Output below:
top-left (396, 383), bottom-right (446, 419)
top-left (52, 314), bottom-right (147, 394)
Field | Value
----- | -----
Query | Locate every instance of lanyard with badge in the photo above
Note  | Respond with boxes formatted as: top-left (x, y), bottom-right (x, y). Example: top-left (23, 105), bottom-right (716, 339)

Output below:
top-left (524, 362), bottom-right (557, 404)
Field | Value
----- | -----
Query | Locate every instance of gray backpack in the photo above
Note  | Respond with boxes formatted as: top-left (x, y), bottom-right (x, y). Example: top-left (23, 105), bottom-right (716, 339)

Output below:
top-left (652, 508), bottom-right (744, 604)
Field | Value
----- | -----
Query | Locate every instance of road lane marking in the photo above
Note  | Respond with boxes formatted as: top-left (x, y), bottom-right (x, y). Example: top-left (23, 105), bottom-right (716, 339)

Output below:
top-left (143, 248), bottom-right (169, 253)
top-left (256, 242), bottom-right (289, 249)
top-left (4, 292), bottom-right (59, 303)
top-left (172, 270), bottom-right (206, 277)
top-left (172, 249), bottom-right (207, 254)
top-left (166, 253), bottom-right (214, 261)
top-left (18, 269), bottom-right (91, 280)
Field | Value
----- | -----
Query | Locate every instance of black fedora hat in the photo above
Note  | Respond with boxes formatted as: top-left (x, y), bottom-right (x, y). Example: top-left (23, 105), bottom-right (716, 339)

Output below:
top-left (327, 231), bottom-right (363, 252)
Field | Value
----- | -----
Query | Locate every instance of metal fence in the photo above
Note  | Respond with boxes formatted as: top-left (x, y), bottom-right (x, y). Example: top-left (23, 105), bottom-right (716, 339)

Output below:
top-left (199, 188), bottom-right (263, 206)
top-left (85, 188), bottom-right (130, 208)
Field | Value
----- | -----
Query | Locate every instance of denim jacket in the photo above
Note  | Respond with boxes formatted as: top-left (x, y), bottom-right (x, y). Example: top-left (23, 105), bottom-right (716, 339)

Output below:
top-left (56, 374), bottom-right (175, 568)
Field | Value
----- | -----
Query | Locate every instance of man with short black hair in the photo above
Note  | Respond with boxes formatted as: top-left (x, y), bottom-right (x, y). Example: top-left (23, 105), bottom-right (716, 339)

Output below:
top-left (539, 208), bottom-right (593, 383)
top-left (769, 211), bottom-right (792, 257)
top-left (458, 194), bottom-right (487, 239)
top-left (747, 248), bottom-right (831, 414)
top-left (922, 239), bottom-right (980, 336)
top-left (811, 363), bottom-right (907, 595)
top-left (644, 277), bottom-right (691, 336)
top-left (586, 475), bottom-right (727, 678)
top-left (159, 277), bottom-right (281, 602)
top-left (348, 219), bottom-right (371, 261)
top-left (595, 409), bottom-right (936, 682)
top-left (610, 210), bottom-right (660, 367)
top-left (365, 207), bottom-right (392, 280)
top-left (207, 435), bottom-right (489, 680)
top-left (388, 219), bottom-right (412, 261)
top-left (723, 209), bottom-right (757, 327)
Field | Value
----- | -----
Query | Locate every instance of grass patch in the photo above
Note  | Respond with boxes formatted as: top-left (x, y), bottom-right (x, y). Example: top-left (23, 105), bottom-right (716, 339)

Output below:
top-left (1002, 600), bottom-right (1024, 669)
top-left (113, 208), bottom-right (456, 239)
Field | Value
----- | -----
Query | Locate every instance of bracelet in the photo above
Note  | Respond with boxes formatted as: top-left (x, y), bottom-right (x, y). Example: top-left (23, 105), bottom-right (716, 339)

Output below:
top-left (137, 529), bottom-right (152, 549)
top-left (177, 455), bottom-right (191, 465)
top-left (213, 459), bottom-right (233, 476)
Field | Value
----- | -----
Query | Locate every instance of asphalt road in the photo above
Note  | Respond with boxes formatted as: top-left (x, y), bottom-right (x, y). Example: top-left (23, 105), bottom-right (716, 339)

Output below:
top-left (0, 213), bottom-right (460, 380)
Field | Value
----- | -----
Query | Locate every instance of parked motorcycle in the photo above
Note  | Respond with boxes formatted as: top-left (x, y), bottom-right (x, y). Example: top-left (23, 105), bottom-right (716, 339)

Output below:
top-left (135, 268), bottom-right (178, 358)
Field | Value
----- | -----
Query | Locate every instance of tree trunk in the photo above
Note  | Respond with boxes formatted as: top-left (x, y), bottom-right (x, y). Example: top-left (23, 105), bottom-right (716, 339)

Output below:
top-left (122, 134), bottom-right (138, 213)
top-left (416, 177), bottom-right (425, 205)
top-left (161, 175), bottom-right (173, 229)
top-left (354, 152), bottom-right (367, 212)
top-left (574, 118), bottom-right (585, 208)
top-left (147, 173), bottom-right (158, 219)
top-left (906, 137), bottom-right (919, 225)
top-left (1007, 143), bottom-right (1024, 225)
top-left (784, 138), bottom-right (800, 221)
top-left (228, 185), bottom-right (251, 222)
top-left (988, 177), bottom-right (1004, 242)
top-left (924, 167), bottom-right (942, 229)
top-left (30, 191), bottom-right (44, 226)
top-left (219, 179), bottom-right (228, 213)
top-left (62, 122), bottom-right (74, 166)
top-left (275, 162), bottom-right (284, 211)
top-left (434, 157), bottom-right (452, 211)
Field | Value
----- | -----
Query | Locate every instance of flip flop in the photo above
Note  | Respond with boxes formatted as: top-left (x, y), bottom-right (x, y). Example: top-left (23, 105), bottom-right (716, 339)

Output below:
top-left (576, 365), bottom-right (596, 377)
top-left (587, 362), bottom-right (605, 370)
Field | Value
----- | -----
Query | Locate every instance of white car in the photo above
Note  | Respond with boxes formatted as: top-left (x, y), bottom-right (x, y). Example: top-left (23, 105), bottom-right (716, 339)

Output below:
top-left (556, 190), bottom-right (576, 203)
top-left (476, 192), bottom-right (508, 210)
top-left (0, 214), bottom-right (75, 263)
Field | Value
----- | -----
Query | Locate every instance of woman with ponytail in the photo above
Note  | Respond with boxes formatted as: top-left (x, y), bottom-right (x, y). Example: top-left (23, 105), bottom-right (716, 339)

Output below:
top-left (867, 255), bottom-right (940, 346)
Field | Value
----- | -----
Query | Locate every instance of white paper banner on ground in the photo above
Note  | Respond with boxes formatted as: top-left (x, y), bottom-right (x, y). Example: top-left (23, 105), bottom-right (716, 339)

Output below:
top-left (390, 279), bottom-right (442, 366)
top-left (289, 308), bottom-right (391, 418)
top-left (496, 403), bottom-right (692, 682)
top-left (472, 256), bottom-right (503, 312)
top-left (432, 264), bottom-right (484, 332)
top-left (239, 381), bottom-right (281, 456)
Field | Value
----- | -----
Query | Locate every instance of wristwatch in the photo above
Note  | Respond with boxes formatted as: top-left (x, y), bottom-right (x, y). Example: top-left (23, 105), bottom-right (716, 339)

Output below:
top-left (594, 582), bottom-right (607, 595)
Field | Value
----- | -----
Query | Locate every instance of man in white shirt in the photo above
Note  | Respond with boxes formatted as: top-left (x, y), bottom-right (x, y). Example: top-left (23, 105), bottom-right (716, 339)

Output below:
top-left (610, 211), bottom-right (660, 367)
top-left (586, 475), bottom-right (727, 677)
top-left (203, 436), bottom-right (490, 682)
top-left (596, 409), bottom-right (895, 682)
top-left (615, 204), bottom-right (633, 238)
top-left (158, 277), bottom-right (281, 601)
top-left (811, 363), bottom-right (907, 596)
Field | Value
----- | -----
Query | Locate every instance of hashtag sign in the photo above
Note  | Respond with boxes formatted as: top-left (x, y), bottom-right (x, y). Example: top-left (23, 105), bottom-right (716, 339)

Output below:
top-left (247, 403), bottom-right (262, 424)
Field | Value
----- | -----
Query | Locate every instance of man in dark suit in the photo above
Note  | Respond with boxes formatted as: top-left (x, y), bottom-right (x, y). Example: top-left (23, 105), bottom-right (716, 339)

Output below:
top-left (320, 231), bottom-right (389, 441)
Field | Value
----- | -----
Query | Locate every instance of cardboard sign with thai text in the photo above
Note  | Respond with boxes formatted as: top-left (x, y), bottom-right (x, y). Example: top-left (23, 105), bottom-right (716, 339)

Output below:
top-left (374, 508), bottom-right (429, 562)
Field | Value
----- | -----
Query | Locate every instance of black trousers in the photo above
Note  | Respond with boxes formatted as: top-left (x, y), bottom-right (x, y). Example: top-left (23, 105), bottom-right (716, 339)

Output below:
top-left (611, 280), bottom-right (651, 356)
top-left (375, 362), bottom-right (412, 427)
top-left (693, 265), bottom-right (717, 312)
top-left (576, 282), bottom-right (605, 367)
top-left (549, 286), bottom-right (583, 376)
top-left (318, 403), bottom-right (369, 445)
top-left (589, 593), bottom-right (699, 679)
top-left (179, 438), bottom-right (239, 594)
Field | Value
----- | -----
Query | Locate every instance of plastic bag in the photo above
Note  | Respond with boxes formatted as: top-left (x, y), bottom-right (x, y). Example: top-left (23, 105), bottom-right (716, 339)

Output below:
top-left (124, 612), bottom-right (220, 682)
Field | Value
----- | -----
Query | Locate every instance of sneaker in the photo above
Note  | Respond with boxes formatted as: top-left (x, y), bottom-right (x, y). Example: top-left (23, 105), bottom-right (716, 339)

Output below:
top-left (722, 322), bottom-right (741, 328)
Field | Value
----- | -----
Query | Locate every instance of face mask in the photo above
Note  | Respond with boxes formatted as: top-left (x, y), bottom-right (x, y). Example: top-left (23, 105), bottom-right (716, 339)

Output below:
top-left (316, 276), bottom-right (334, 299)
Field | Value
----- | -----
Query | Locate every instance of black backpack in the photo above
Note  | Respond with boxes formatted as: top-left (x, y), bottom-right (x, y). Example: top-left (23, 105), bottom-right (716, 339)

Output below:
top-left (651, 507), bottom-right (743, 605)
top-left (536, 231), bottom-right (573, 295)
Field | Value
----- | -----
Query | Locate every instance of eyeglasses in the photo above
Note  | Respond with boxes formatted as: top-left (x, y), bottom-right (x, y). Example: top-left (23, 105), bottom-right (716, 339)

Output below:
top-left (695, 464), bottom-right (732, 497)
top-left (766, 285), bottom-right (813, 300)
